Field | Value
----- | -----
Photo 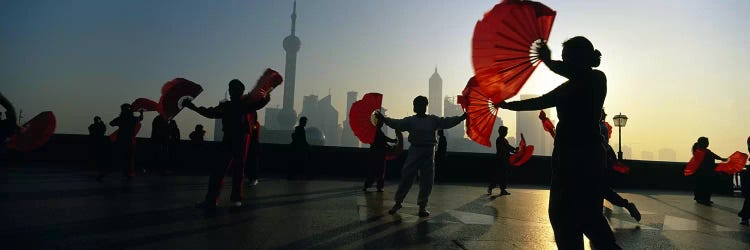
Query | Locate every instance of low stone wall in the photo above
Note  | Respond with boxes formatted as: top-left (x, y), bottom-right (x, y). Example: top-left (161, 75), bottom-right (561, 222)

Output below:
top-left (3, 134), bottom-right (740, 193)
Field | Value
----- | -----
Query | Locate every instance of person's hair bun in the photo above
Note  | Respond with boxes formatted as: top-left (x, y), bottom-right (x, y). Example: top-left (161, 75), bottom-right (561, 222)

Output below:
top-left (592, 49), bottom-right (602, 67)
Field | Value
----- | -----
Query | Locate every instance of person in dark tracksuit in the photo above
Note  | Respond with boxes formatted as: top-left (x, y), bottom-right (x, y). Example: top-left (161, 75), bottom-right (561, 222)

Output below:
top-left (363, 118), bottom-right (397, 192)
top-left (498, 36), bottom-right (621, 249)
top-left (289, 117), bottom-right (309, 180)
top-left (104, 104), bottom-right (143, 181)
top-left (89, 116), bottom-right (109, 179)
top-left (489, 126), bottom-right (516, 196)
top-left (691, 137), bottom-right (727, 206)
top-left (150, 115), bottom-right (169, 175)
top-left (185, 79), bottom-right (269, 209)
top-left (600, 110), bottom-right (641, 221)
top-left (739, 137), bottom-right (750, 225)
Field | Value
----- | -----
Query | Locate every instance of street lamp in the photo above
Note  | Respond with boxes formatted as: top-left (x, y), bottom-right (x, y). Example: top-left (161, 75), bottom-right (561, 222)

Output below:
top-left (612, 113), bottom-right (629, 160)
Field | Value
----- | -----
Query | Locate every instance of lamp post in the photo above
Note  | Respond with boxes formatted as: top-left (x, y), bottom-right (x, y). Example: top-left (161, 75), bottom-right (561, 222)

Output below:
top-left (612, 113), bottom-right (629, 160)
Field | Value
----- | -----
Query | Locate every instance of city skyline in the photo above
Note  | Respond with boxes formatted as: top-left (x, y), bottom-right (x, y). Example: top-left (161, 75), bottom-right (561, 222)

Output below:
top-left (1, 0), bottom-right (748, 161)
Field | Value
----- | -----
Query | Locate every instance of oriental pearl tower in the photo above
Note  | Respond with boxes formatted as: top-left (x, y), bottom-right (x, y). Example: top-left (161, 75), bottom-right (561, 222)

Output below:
top-left (278, 1), bottom-right (301, 130)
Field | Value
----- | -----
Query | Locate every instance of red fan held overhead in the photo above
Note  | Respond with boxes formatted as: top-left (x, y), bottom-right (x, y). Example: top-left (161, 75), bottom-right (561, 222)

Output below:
top-left (6, 111), bottom-right (56, 152)
top-left (715, 151), bottom-right (748, 175)
top-left (349, 93), bottom-right (383, 144)
top-left (510, 133), bottom-right (534, 167)
top-left (242, 68), bottom-right (283, 106)
top-left (458, 77), bottom-right (499, 147)
top-left (131, 98), bottom-right (159, 112)
top-left (472, 0), bottom-right (556, 102)
top-left (158, 78), bottom-right (203, 120)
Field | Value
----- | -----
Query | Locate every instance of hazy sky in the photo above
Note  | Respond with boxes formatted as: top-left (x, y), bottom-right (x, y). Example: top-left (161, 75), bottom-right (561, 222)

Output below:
top-left (1, 0), bottom-right (749, 161)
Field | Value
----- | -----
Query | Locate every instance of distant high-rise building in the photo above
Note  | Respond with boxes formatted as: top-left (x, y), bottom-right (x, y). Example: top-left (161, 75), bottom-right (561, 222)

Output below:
top-left (515, 95), bottom-right (552, 155)
top-left (428, 67), bottom-right (442, 116)
top-left (298, 93), bottom-right (341, 146)
top-left (622, 145), bottom-right (632, 159)
top-left (443, 96), bottom-right (464, 140)
top-left (341, 91), bottom-right (359, 147)
top-left (263, 106), bottom-right (281, 129)
top-left (278, 1), bottom-right (301, 130)
top-left (642, 151), bottom-right (654, 160)
top-left (658, 148), bottom-right (677, 162)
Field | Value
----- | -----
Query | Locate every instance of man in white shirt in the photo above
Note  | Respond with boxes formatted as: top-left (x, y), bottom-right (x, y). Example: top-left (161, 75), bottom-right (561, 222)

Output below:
top-left (375, 96), bottom-right (466, 217)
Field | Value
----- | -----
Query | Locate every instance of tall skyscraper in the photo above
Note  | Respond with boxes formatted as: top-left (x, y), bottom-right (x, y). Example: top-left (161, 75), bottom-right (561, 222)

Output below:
top-left (428, 67), bottom-right (442, 116)
top-left (341, 91), bottom-right (359, 147)
top-left (515, 94), bottom-right (553, 156)
top-left (278, 1), bottom-right (300, 130)
top-left (298, 93), bottom-right (341, 146)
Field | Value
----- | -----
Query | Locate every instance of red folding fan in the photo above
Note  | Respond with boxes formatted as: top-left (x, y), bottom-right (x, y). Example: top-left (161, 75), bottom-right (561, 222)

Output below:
top-left (349, 93), bottom-right (383, 144)
top-left (6, 111), bottom-right (56, 152)
top-left (158, 78), bottom-right (203, 120)
top-left (612, 161), bottom-right (630, 174)
top-left (131, 98), bottom-right (159, 112)
top-left (715, 151), bottom-right (748, 175)
top-left (457, 77), bottom-right (499, 147)
top-left (539, 110), bottom-right (555, 138)
top-left (472, 0), bottom-right (556, 102)
top-left (684, 149), bottom-right (706, 176)
top-left (510, 133), bottom-right (534, 167)
top-left (243, 68), bottom-right (283, 107)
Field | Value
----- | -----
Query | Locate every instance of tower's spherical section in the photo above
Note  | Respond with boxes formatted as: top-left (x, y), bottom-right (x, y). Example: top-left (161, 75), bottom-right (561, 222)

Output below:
top-left (283, 35), bottom-right (301, 52)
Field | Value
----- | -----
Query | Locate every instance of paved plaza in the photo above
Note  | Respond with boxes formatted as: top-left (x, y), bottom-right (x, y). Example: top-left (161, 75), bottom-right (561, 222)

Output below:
top-left (1, 165), bottom-right (749, 249)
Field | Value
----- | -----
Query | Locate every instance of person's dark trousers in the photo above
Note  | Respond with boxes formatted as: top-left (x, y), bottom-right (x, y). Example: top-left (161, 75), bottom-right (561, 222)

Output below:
top-left (488, 161), bottom-right (509, 190)
top-left (204, 137), bottom-right (246, 203)
top-left (364, 151), bottom-right (387, 190)
top-left (694, 169), bottom-right (713, 202)
top-left (603, 187), bottom-right (629, 207)
top-left (110, 140), bottom-right (135, 178)
top-left (245, 142), bottom-right (260, 181)
top-left (548, 144), bottom-right (620, 250)
top-left (739, 170), bottom-right (750, 220)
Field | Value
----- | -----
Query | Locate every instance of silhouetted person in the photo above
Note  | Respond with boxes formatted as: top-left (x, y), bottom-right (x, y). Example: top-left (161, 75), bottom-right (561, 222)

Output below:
top-left (490, 126), bottom-right (516, 196)
top-left (88, 116), bottom-right (109, 177)
top-left (363, 118), bottom-right (397, 192)
top-left (740, 136), bottom-right (750, 225)
top-left (435, 130), bottom-right (447, 183)
top-left (167, 119), bottom-right (180, 171)
top-left (150, 115), bottom-right (170, 175)
top-left (289, 116), bottom-right (309, 179)
top-left (245, 115), bottom-right (261, 186)
top-left (498, 36), bottom-right (620, 249)
top-left (691, 137), bottom-right (727, 206)
top-left (185, 79), bottom-right (269, 209)
top-left (600, 110), bottom-right (641, 221)
top-left (101, 104), bottom-right (143, 181)
top-left (0, 92), bottom-right (18, 151)
top-left (376, 96), bottom-right (466, 217)
top-left (189, 124), bottom-right (205, 143)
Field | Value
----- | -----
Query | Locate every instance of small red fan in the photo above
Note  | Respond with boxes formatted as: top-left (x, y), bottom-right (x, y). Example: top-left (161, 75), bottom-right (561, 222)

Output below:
top-left (131, 98), bottom-right (159, 112)
top-left (457, 77), bottom-right (499, 147)
top-left (684, 149), bottom-right (706, 176)
top-left (715, 151), bottom-right (748, 175)
top-left (6, 111), bottom-right (56, 152)
top-left (509, 133), bottom-right (534, 167)
top-left (349, 93), bottom-right (383, 144)
top-left (538, 110), bottom-right (555, 138)
top-left (612, 162), bottom-right (630, 174)
top-left (158, 78), bottom-right (203, 120)
top-left (472, 0), bottom-right (556, 102)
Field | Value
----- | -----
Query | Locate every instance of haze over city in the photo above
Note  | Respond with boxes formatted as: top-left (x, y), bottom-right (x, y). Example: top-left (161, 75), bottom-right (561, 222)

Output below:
top-left (1, 0), bottom-right (749, 161)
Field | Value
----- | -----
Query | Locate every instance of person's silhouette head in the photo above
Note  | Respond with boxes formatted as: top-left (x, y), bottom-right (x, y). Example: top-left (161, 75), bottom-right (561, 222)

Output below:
top-left (120, 103), bottom-right (132, 115)
top-left (498, 126), bottom-right (508, 137)
top-left (413, 96), bottom-right (428, 115)
top-left (562, 36), bottom-right (601, 68)
top-left (94, 116), bottom-right (101, 123)
top-left (696, 137), bottom-right (709, 148)
top-left (195, 124), bottom-right (204, 132)
top-left (228, 79), bottom-right (245, 101)
top-left (299, 116), bottom-right (308, 127)
top-left (437, 130), bottom-right (444, 137)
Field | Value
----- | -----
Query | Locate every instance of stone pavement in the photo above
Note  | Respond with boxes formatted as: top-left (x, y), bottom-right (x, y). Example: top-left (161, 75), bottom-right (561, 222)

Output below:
top-left (1, 166), bottom-right (748, 249)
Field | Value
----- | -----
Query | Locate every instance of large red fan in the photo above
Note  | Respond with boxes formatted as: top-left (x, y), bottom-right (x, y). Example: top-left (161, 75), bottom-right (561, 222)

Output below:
top-left (242, 68), bottom-right (283, 107)
top-left (472, 0), bottom-right (556, 102)
top-left (457, 77), bottom-right (499, 147)
top-left (538, 110), bottom-right (555, 138)
top-left (131, 98), bottom-right (159, 112)
top-left (6, 111), bottom-right (56, 152)
top-left (349, 93), bottom-right (383, 144)
top-left (684, 149), bottom-right (706, 176)
top-left (715, 151), bottom-right (748, 175)
top-left (509, 133), bottom-right (534, 167)
top-left (158, 78), bottom-right (203, 120)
